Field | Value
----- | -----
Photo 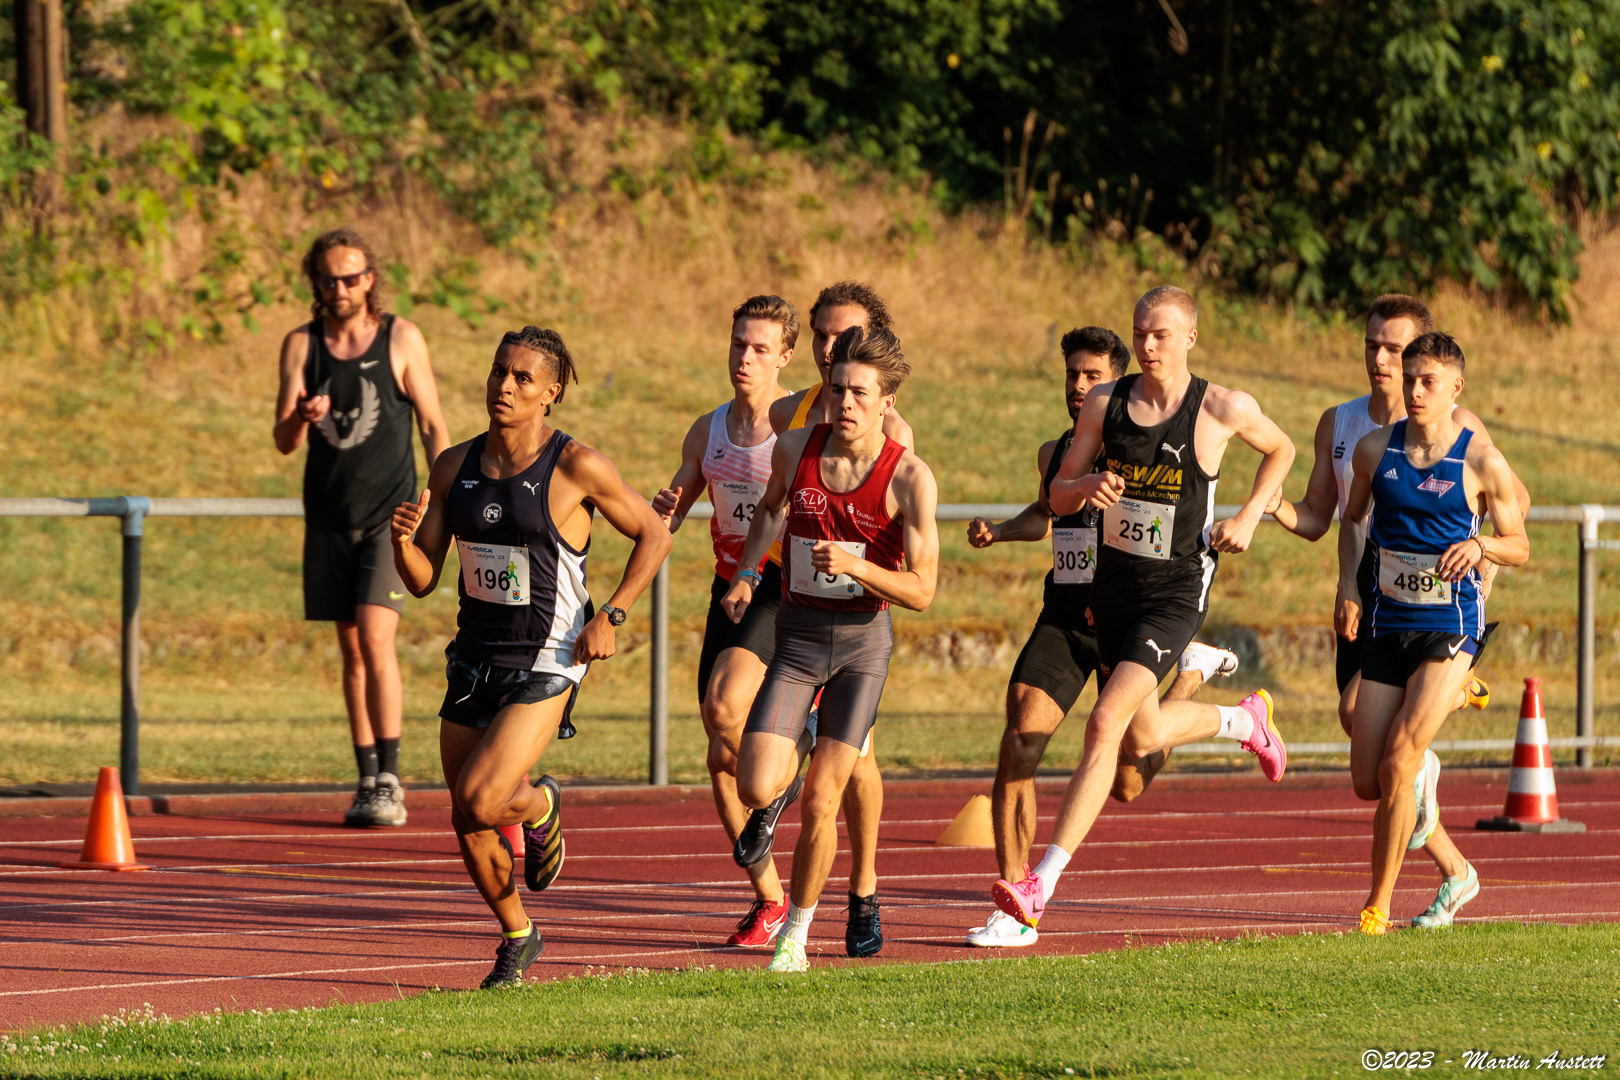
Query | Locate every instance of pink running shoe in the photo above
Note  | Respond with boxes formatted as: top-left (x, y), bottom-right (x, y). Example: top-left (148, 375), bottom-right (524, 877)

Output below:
top-left (991, 862), bottom-right (1045, 929)
top-left (1238, 689), bottom-right (1286, 781)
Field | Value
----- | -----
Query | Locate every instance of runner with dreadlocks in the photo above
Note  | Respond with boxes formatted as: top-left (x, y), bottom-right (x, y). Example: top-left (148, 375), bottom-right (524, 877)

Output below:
top-left (391, 326), bottom-right (671, 989)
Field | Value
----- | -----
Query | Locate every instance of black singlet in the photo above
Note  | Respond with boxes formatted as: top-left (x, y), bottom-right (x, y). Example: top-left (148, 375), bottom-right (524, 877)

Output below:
top-left (1041, 428), bottom-right (1101, 615)
top-left (445, 431), bottom-right (595, 677)
top-left (1092, 373), bottom-right (1219, 604)
top-left (301, 315), bottom-right (417, 531)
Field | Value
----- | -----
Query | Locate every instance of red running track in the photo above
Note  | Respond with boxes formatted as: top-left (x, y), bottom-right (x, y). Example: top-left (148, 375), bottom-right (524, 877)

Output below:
top-left (2, 771), bottom-right (1617, 1031)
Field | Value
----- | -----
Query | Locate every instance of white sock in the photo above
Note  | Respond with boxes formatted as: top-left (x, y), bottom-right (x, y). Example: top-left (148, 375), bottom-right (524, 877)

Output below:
top-left (782, 903), bottom-right (816, 946)
top-left (1033, 845), bottom-right (1071, 902)
top-left (1216, 705), bottom-right (1254, 742)
top-left (1177, 642), bottom-right (1220, 681)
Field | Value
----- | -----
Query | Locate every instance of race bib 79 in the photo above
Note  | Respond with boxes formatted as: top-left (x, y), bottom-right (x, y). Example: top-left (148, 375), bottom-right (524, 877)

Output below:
top-left (789, 535), bottom-right (866, 599)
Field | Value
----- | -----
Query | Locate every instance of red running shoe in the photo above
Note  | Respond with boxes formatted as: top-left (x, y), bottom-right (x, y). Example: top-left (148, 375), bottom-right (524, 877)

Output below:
top-left (726, 897), bottom-right (788, 948)
top-left (990, 862), bottom-right (1045, 929)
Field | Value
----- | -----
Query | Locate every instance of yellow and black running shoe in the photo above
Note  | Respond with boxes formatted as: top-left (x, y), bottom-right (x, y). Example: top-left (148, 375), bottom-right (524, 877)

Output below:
top-left (480, 924), bottom-right (543, 989)
top-left (523, 775), bottom-right (565, 893)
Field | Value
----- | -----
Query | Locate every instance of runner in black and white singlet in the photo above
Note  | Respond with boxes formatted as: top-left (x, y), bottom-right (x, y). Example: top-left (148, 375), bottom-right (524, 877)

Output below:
top-left (958, 327), bottom-right (1240, 948)
top-left (724, 326), bottom-right (940, 973)
top-left (390, 326), bottom-right (671, 990)
top-left (990, 286), bottom-right (1295, 933)
top-left (273, 228), bottom-right (451, 828)
top-left (1341, 332), bottom-right (1528, 935)
top-left (652, 295), bottom-right (797, 949)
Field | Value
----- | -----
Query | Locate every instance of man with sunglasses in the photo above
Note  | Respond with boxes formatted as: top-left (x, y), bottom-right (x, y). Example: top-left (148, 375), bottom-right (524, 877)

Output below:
top-left (274, 228), bottom-right (452, 827)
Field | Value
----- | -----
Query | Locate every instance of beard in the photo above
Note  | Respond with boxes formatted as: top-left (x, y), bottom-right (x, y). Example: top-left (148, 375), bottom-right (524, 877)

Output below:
top-left (326, 292), bottom-right (369, 319)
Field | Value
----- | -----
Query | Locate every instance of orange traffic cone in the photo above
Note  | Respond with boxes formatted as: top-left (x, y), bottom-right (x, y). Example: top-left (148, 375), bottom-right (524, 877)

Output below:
top-left (59, 767), bottom-right (151, 871)
top-left (936, 794), bottom-right (995, 847)
top-left (1476, 678), bottom-right (1586, 834)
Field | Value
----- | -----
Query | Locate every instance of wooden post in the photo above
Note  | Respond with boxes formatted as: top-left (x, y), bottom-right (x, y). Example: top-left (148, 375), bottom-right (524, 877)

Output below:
top-left (14, 0), bottom-right (68, 212)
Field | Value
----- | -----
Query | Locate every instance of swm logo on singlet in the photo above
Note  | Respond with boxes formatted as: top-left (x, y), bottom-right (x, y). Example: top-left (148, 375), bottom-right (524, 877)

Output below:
top-left (1104, 457), bottom-right (1183, 503)
top-left (313, 378), bottom-right (381, 450)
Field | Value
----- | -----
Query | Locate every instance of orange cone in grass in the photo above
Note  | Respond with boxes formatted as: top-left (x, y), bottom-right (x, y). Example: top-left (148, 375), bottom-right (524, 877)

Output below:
top-left (59, 767), bottom-right (151, 871)
top-left (1476, 677), bottom-right (1585, 834)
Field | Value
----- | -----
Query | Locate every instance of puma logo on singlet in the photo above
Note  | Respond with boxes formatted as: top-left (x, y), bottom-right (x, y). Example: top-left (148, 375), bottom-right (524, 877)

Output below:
top-left (1160, 443), bottom-right (1185, 463)
top-left (521, 481), bottom-right (540, 495)
top-left (1144, 639), bottom-right (1172, 662)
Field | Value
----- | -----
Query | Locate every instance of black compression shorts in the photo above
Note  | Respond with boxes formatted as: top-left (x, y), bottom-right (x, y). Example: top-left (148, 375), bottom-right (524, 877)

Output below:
top-left (440, 641), bottom-right (579, 737)
top-left (303, 521), bottom-right (408, 622)
top-left (743, 603), bottom-right (891, 750)
top-left (697, 562), bottom-right (782, 704)
top-left (1009, 610), bottom-right (1100, 714)
top-left (1091, 594), bottom-right (1206, 684)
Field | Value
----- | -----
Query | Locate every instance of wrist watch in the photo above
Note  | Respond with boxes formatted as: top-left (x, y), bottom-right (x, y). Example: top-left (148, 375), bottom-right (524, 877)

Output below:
top-left (600, 604), bottom-right (627, 627)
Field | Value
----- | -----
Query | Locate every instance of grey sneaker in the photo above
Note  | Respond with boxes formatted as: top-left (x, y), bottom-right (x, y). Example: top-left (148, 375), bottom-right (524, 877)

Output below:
top-left (343, 776), bottom-right (378, 827)
top-left (1412, 862), bottom-right (1480, 928)
top-left (370, 772), bottom-right (408, 827)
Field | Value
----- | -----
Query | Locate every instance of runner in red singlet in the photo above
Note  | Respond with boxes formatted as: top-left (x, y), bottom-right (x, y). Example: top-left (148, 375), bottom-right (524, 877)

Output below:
top-left (725, 326), bottom-right (940, 972)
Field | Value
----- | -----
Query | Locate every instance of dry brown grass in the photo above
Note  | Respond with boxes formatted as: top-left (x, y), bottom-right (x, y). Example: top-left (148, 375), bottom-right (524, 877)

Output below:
top-left (1, 112), bottom-right (1617, 784)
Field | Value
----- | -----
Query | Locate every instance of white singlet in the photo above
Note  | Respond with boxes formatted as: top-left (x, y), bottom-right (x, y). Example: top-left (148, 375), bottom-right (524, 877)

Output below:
top-left (1331, 395), bottom-right (1379, 518)
top-left (703, 401), bottom-right (776, 579)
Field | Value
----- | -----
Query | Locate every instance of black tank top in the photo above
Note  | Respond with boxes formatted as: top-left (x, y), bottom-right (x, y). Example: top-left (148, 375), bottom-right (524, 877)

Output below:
top-left (1040, 428), bottom-right (1101, 622)
top-left (301, 315), bottom-right (417, 531)
top-left (446, 431), bottom-right (595, 675)
top-left (1093, 374), bottom-right (1219, 604)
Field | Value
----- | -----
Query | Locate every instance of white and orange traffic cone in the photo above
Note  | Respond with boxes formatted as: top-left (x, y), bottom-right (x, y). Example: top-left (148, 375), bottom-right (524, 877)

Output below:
top-left (1476, 677), bottom-right (1586, 834)
top-left (58, 767), bottom-right (152, 871)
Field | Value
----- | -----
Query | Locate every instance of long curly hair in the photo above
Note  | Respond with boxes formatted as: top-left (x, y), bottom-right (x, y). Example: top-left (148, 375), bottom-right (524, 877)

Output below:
top-left (303, 228), bottom-right (386, 322)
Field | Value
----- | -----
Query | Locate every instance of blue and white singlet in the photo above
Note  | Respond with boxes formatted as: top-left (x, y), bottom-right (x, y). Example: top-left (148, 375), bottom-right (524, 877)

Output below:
top-left (1366, 421), bottom-right (1484, 638)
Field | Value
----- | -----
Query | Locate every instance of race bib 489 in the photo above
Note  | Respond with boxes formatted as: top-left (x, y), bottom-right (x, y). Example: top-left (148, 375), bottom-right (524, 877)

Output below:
top-left (1377, 547), bottom-right (1453, 606)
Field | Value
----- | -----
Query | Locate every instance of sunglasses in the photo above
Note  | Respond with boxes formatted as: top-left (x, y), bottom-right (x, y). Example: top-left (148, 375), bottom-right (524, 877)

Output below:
top-left (318, 269), bottom-right (372, 291)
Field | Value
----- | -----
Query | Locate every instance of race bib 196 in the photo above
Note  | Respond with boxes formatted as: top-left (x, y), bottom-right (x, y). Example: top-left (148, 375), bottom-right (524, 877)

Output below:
top-left (712, 479), bottom-right (766, 537)
top-left (1377, 547), bottom-right (1452, 606)
top-left (1052, 526), bottom-right (1097, 584)
top-left (789, 535), bottom-right (866, 599)
top-left (457, 539), bottom-right (531, 606)
top-left (1102, 498), bottom-right (1174, 561)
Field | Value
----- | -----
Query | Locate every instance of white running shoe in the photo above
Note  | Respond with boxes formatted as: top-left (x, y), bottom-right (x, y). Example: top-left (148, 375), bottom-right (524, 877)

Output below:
top-left (1407, 749), bottom-right (1440, 851)
top-left (1178, 641), bottom-right (1240, 682)
top-left (767, 935), bottom-right (809, 973)
top-left (1412, 862), bottom-right (1479, 928)
top-left (965, 909), bottom-right (1039, 948)
top-left (370, 772), bottom-right (409, 827)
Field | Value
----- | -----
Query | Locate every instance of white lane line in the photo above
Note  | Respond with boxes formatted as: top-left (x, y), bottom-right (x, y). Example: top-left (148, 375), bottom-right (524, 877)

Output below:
top-left (0, 946), bottom-right (714, 1000)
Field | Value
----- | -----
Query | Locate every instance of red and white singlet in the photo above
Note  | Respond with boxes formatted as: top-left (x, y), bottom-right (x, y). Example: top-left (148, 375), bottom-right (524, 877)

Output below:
top-left (783, 423), bottom-right (906, 613)
top-left (702, 401), bottom-right (776, 580)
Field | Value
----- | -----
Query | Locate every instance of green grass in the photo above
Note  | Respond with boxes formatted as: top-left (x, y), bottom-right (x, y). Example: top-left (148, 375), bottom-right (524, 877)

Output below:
top-left (5, 924), bottom-right (1618, 1078)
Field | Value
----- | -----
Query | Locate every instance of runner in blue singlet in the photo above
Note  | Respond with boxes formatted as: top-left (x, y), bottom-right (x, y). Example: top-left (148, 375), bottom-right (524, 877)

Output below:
top-left (1342, 331), bottom-right (1528, 935)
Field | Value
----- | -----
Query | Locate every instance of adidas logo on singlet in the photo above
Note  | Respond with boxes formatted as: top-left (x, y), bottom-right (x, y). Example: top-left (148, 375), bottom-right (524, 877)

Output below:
top-left (1383, 468), bottom-right (1399, 480)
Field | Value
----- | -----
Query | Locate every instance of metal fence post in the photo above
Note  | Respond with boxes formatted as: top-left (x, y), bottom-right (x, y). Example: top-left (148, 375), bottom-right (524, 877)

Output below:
top-left (1578, 506), bottom-right (1600, 769)
top-left (119, 497), bottom-right (151, 795)
top-left (648, 557), bottom-right (670, 786)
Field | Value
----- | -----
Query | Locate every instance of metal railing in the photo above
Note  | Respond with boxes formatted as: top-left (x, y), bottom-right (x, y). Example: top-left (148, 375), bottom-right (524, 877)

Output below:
top-left (2, 497), bottom-right (1615, 792)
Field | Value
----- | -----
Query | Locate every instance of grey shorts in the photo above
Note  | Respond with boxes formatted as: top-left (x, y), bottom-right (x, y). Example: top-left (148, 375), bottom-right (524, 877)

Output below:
top-left (303, 522), bottom-right (408, 622)
top-left (743, 603), bottom-right (892, 750)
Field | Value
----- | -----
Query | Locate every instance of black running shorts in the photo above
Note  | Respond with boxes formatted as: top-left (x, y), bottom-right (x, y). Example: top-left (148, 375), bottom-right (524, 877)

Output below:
top-left (303, 521), bottom-right (408, 622)
top-left (743, 603), bottom-right (891, 750)
top-left (1009, 610), bottom-right (1101, 714)
top-left (1340, 620), bottom-right (1494, 693)
top-left (697, 562), bottom-right (783, 704)
top-left (440, 641), bottom-right (579, 737)
top-left (1091, 594), bottom-right (1206, 684)
top-left (1359, 631), bottom-right (1478, 688)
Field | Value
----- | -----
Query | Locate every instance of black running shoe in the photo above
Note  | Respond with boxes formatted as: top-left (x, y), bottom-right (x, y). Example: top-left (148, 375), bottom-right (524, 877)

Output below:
top-left (523, 775), bottom-right (566, 893)
top-left (734, 773), bottom-right (803, 868)
top-left (480, 924), bottom-right (544, 989)
top-left (845, 892), bottom-right (882, 958)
